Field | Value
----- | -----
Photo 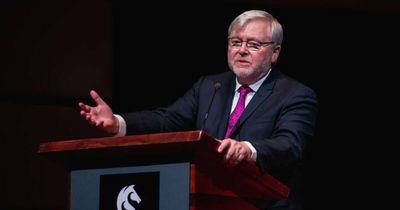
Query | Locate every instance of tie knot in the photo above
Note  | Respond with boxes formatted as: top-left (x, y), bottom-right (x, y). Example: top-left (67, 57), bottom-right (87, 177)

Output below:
top-left (239, 85), bottom-right (252, 95)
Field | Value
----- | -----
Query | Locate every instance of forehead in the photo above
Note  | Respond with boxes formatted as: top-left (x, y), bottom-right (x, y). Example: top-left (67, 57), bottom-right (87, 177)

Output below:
top-left (230, 18), bottom-right (271, 38)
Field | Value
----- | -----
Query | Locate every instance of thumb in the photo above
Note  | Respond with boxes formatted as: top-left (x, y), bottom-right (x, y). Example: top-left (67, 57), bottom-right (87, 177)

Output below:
top-left (90, 90), bottom-right (106, 106)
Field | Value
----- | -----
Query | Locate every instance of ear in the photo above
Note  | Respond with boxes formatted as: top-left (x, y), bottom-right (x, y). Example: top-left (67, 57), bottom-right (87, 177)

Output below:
top-left (271, 45), bottom-right (281, 64)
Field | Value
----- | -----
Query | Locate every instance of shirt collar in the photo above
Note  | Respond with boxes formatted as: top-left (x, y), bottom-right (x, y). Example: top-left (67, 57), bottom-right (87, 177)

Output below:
top-left (235, 68), bottom-right (272, 92)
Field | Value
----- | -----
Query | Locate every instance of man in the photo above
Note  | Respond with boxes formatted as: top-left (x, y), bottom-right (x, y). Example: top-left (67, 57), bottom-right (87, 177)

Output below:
top-left (79, 10), bottom-right (318, 209)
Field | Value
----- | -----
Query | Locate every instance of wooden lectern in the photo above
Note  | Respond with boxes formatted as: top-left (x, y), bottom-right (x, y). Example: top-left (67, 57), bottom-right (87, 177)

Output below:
top-left (38, 130), bottom-right (289, 210)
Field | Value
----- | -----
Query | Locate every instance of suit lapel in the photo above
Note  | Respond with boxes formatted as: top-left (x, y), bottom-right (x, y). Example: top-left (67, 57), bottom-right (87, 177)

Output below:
top-left (214, 75), bottom-right (236, 139)
top-left (228, 70), bottom-right (279, 137)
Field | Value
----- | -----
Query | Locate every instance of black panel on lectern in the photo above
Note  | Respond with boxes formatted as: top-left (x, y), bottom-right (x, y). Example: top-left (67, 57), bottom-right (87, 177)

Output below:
top-left (100, 172), bottom-right (160, 210)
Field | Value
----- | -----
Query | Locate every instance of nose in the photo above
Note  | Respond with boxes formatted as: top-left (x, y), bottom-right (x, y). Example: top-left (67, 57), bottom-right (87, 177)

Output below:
top-left (238, 42), bottom-right (249, 54)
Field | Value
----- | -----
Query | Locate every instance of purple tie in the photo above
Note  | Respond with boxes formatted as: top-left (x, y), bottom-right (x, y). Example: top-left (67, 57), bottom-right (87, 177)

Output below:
top-left (224, 85), bottom-right (252, 138)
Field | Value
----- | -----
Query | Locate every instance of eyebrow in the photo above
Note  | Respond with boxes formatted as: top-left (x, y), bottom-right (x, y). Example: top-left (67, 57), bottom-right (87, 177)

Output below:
top-left (230, 37), bottom-right (266, 42)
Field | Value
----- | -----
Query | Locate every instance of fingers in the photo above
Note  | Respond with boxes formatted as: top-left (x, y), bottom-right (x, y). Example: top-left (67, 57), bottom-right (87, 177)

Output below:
top-left (217, 139), bottom-right (230, 153)
top-left (90, 90), bottom-right (106, 106)
top-left (78, 90), bottom-right (116, 134)
top-left (80, 110), bottom-right (94, 124)
top-left (79, 101), bottom-right (98, 124)
top-left (78, 102), bottom-right (93, 121)
top-left (79, 90), bottom-right (104, 110)
top-left (78, 102), bottom-right (91, 112)
top-left (81, 110), bottom-right (104, 127)
top-left (217, 139), bottom-right (251, 167)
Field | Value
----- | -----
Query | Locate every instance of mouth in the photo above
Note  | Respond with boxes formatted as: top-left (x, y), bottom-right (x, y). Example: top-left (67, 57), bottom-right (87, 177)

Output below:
top-left (236, 59), bottom-right (250, 63)
top-left (235, 60), bottom-right (251, 67)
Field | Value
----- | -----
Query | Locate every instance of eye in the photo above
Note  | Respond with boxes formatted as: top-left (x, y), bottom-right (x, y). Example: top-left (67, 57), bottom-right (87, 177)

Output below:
top-left (247, 41), bottom-right (262, 49)
top-left (230, 39), bottom-right (242, 47)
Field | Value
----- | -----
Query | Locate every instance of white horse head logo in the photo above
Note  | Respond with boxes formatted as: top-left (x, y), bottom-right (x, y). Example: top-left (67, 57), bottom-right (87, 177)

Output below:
top-left (117, 184), bottom-right (141, 210)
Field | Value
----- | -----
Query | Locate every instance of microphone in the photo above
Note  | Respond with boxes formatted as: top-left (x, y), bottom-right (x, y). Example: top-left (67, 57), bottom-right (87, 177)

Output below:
top-left (201, 82), bottom-right (221, 131)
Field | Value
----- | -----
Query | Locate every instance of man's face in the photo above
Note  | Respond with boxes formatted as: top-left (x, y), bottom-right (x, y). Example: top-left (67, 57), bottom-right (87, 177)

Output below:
top-left (227, 18), bottom-right (280, 85)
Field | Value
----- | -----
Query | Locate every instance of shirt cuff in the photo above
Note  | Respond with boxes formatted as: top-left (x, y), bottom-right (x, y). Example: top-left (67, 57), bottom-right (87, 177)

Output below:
top-left (243, 141), bottom-right (257, 162)
top-left (113, 114), bottom-right (127, 137)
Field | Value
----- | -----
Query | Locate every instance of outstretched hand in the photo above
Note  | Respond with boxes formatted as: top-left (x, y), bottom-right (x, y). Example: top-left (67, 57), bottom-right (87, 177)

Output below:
top-left (79, 90), bottom-right (119, 135)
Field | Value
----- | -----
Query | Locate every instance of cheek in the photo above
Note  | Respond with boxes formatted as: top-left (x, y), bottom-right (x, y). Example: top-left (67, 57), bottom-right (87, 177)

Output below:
top-left (227, 50), bottom-right (235, 58)
top-left (227, 51), bottom-right (235, 62)
top-left (257, 51), bottom-right (274, 63)
top-left (252, 55), bottom-right (266, 65)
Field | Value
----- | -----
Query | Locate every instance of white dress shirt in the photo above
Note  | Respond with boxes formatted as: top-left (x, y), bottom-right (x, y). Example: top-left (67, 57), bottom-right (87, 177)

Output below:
top-left (231, 69), bottom-right (271, 162)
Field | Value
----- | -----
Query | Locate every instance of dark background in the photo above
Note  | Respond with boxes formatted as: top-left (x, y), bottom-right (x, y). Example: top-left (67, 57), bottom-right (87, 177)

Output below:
top-left (1, 0), bottom-right (398, 209)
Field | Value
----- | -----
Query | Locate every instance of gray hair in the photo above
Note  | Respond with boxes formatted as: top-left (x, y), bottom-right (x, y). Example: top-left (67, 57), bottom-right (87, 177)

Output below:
top-left (228, 10), bottom-right (283, 46)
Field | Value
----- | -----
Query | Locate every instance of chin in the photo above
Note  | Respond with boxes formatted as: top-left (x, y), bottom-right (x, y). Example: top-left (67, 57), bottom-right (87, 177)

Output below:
top-left (233, 67), bottom-right (254, 78)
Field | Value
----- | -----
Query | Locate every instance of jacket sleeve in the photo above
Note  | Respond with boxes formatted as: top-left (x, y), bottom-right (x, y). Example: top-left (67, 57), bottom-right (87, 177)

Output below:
top-left (251, 86), bottom-right (318, 175)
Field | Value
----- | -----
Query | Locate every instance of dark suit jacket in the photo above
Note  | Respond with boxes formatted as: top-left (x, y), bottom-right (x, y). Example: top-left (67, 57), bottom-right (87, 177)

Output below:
top-left (122, 69), bottom-right (318, 209)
